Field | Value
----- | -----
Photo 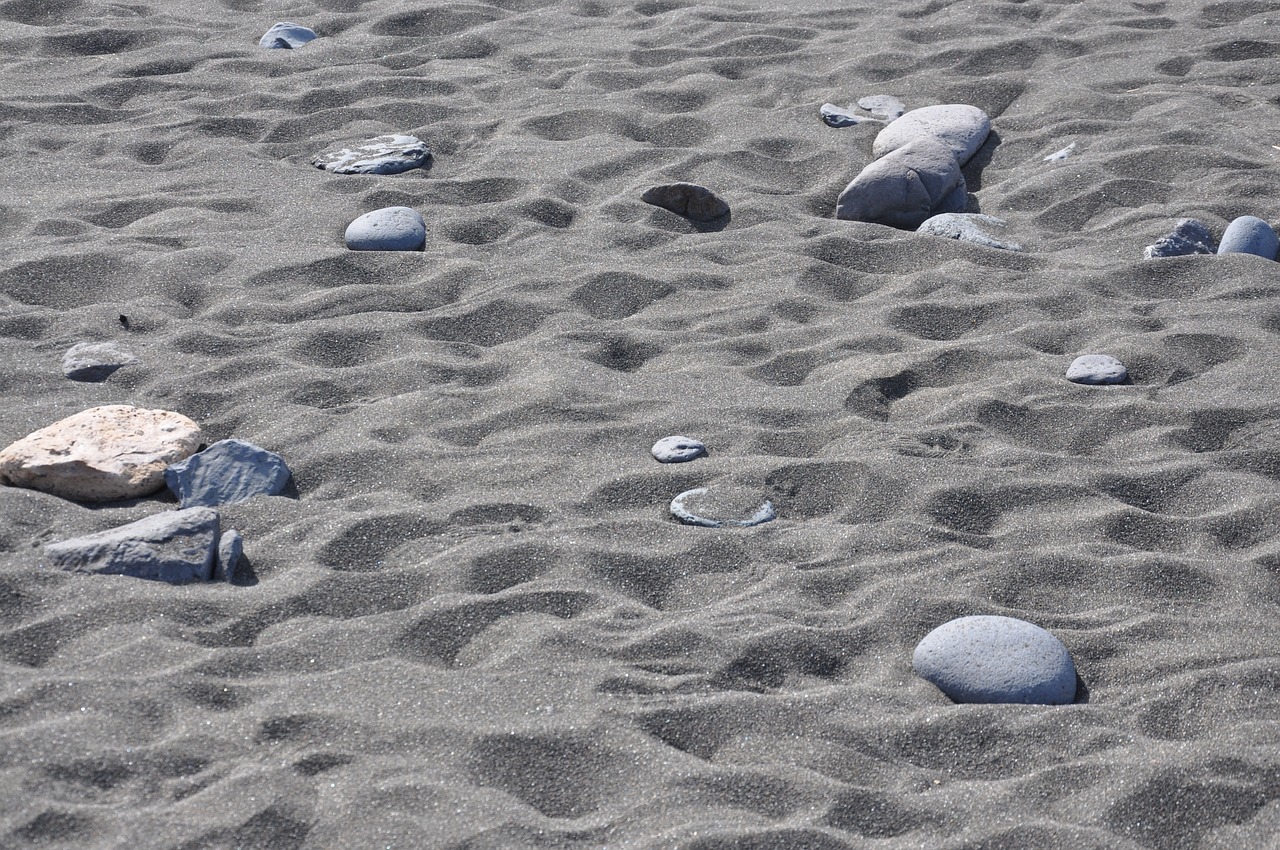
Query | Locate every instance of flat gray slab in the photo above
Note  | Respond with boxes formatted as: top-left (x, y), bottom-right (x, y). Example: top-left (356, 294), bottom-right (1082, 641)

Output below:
top-left (164, 438), bottom-right (292, 508)
top-left (45, 507), bottom-right (228, 583)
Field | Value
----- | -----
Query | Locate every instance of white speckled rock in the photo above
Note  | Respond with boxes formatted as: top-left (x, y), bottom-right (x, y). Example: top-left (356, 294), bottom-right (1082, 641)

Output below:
top-left (313, 134), bottom-right (432, 175)
top-left (61, 341), bottom-right (138, 381)
top-left (872, 104), bottom-right (991, 165)
top-left (345, 206), bottom-right (426, 251)
top-left (1066, 354), bottom-right (1128, 385)
top-left (1217, 215), bottom-right (1279, 259)
top-left (651, 435), bottom-right (707, 463)
top-left (913, 615), bottom-right (1077, 705)
top-left (0, 405), bottom-right (202, 501)
top-left (259, 22), bottom-right (317, 49)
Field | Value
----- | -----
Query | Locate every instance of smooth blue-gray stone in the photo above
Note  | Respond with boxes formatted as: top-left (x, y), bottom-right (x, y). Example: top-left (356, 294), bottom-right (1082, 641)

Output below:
top-left (62, 341), bottom-right (138, 382)
top-left (44, 507), bottom-right (222, 583)
top-left (216, 529), bottom-right (242, 583)
top-left (259, 22), bottom-right (317, 49)
top-left (1144, 218), bottom-right (1215, 258)
top-left (164, 439), bottom-right (291, 508)
top-left (1217, 215), bottom-right (1279, 259)
top-left (836, 137), bottom-right (967, 229)
top-left (913, 615), bottom-right (1077, 705)
top-left (1066, 354), bottom-right (1128, 385)
top-left (872, 104), bottom-right (991, 165)
top-left (345, 206), bottom-right (426, 251)
top-left (651, 435), bottom-right (707, 463)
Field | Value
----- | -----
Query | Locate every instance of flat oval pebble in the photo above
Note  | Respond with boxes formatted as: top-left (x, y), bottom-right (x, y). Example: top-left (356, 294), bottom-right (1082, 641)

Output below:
top-left (259, 22), bottom-right (317, 49)
top-left (651, 435), bottom-right (707, 463)
top-left (670, 487), bottom-right (775, 528)
top-left (872, 104), bottom-right (991, 165)
top-left (0, 405), bottom-right (202, 501)
top-left (1066, 354), bottom-right (1127, 385)
top-left (641, 182), bottom-right (729, 222)
top-left (345, 206), bottom-right (426, 251)
top-left (1217, 215), bottom-right (1279, 259)
top-left (313, 134), bottom-right (432, 175)
top-left (912, 615), bottom-right (1077, 705)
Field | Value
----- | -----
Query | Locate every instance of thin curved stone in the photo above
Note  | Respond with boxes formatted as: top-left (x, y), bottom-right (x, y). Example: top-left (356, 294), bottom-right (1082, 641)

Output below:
top-left (641, 183), bottom-right (729, 222)
top-left (917, 213), bottom-right (1022, 251)
top-left (313, 134), bottom-right (432, 175)
top-left (259, 22), bottom-right (317, 49)
top-left (1043, 142), bottom-right (1076, 162)
top-left (670, 488), bottom-right (775, 528)
top-left (857, 95), bottom-right (906, 122)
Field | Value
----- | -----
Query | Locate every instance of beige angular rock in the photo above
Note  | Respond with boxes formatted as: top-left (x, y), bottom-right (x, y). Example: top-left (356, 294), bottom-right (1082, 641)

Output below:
top-left (0, 405), bottom-right (202, 501)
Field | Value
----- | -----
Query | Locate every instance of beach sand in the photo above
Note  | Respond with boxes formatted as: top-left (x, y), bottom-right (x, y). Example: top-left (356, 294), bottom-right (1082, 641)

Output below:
top-left (2, 0), bottom-right (1280, 846)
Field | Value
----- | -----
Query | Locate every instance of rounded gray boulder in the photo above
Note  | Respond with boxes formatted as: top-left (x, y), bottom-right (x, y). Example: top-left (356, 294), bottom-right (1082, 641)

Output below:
top-left (913, 615), bottom-right (1077, 705)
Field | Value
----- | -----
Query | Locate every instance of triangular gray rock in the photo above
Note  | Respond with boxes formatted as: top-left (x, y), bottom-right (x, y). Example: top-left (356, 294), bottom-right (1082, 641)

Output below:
top-left (164, 439), bottom-right (292, 508)
top-left (313, 134), bottom-right (432, 175)
top-left (44, 507), bottom-right (229, 583)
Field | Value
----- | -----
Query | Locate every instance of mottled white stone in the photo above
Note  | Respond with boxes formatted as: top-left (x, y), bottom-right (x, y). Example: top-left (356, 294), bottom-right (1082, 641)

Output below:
top-left (1066, 354), bottom-right (1128, 385)
top-left (0, 405), bottom-right (202, 501)
top-left (651, 435), bottom-right (706, 464)
top-left (913, 615), bottom-right (1077, 705)
top-left (344, 206), bottom-right (426, 251)
top-left (313, 134), bottom-right (432, 175)
top-left (259, 22), bottom-right (317, 49)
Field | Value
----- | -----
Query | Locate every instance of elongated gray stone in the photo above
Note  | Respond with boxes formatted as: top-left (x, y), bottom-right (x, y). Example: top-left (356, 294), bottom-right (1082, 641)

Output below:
top-left (164, 439), bottom-right (292, 508)
top-left (45, 507), bottom-right (223, 583)
top-left (872, 104), bottom-right (991, 165)
top-left (1066, 354), bottom-right (1127, 385)
top-left (62, 342), bottom-right (138, 382)
top-left (216, 529), bottom-right (243, 582)
top-left (917, 213), bottom-right (1021, 251)
top-left (913, 615), bottom-right (1077, 705)
top-left (345, 206), bottom-right (426, 251)
top-left (836, 137), bottom-right (967, 229)
top-left (313, 135), bottom-right (432, 175)
top-left (259, 22), bottom-right (317, 49)
top-left (1217, 215), bottom-right (1279, 259)
top-left (641, 183), bottom-right (729, 222)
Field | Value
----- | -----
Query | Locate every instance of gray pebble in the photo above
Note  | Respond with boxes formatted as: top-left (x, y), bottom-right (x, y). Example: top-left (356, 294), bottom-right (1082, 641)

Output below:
top-left (641, 183), bottom-right (729, 222)
top-left (345, 206), bottom-right (426, 251)
top-left (912, 615), bottom-right (1077, 705)
top-left (62, 341), bottom-right (138, 382)
top-left (259, 22), bottom-right (317, 49)
top-left (164, 439), bottom-right (292, 508)
top-left (651, 435), bottom-right (707, 463)
top-left (1217, 215), bottom-right (1279, 259)
top-left (1066, 354), bottom-right (1128, 385)
top-left (44, 507), bottom-right (232, 584)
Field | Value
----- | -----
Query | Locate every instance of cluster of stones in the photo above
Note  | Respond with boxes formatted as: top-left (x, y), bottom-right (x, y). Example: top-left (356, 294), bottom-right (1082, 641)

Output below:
top-left (0, 406), bottom-right (291, 584)
top-left (1145, 216), bottom-right (1280, 260)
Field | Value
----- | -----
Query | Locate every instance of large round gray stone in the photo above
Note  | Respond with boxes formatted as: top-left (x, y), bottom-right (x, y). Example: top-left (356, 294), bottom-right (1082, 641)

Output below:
top-left (913, 615), bottom-right (1077, 705)
top-left (345, 206), bottom-right (426, 251)
top-left (872, 104), bottom-right (991, 165)
top-left (1217, 215), bottom-right (1279, 259)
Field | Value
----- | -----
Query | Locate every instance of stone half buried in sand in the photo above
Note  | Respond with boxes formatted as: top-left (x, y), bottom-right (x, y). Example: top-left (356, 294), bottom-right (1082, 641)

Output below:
top-left (1218, 215), bottom-right (1279, 259)
top-left (0, 405), bottom-right (202, 502)
top-left (641, 182), bottom-right (730, 222)
top-left (670, 487), bottom-right (775, 528)
top-left (1144, 218), bottom-right (1215, 258)
top-left (259, 22), bottom-right (317, 49)
top-left (44, 507), bottom-right (240, 583)
top-left (345, 206), bottom-right (426, 251)
top-left (872, 104), bottom-right (991, 166)
top-left (651, 435), bottom-right (707, 464)
top-left (164, 439), bottom-right (292, 509)
top-left (1066, 354), bottom-right (1128, 385)
top-left (61, 341), bottom-right (139, 382)
top-left (836, 137), bottom-right (967, 230)
top-left (913, 615), bottom-right (1077, 705)
top-left (916, 213), bottom-right (1021, 251)
top-left (313, 134), bottom-right (432, 175)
